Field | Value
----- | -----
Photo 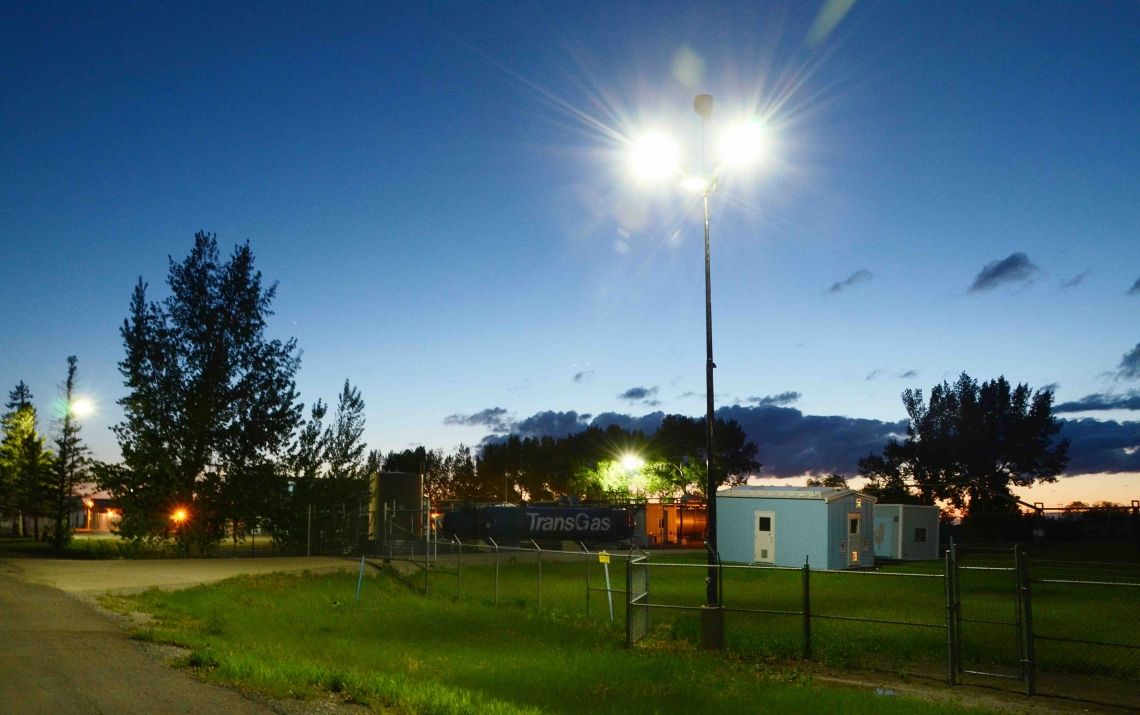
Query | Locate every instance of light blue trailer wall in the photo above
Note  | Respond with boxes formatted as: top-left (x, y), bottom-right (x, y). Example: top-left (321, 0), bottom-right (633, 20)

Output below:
top-left (717, 496), bottom-right (829, 568)
top-left (824, 494), bottom-right (875, 569)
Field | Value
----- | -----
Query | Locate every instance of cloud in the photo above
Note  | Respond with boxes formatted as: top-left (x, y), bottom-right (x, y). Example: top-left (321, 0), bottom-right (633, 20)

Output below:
top-left (1055, 391), bottom-right (1140, 413)
top-left (1120, 343), bottom-right (1140, 380)
top-left (511, 410), bottom-right (593, 439)
top-left (865, 369), bottom-right (882, 381)
top-left (572, 370), bottom-right (594, 383)
top-left (898, 369), bottom-right (919, 379)
top-left (1127, 277), bottom-right (1140, 296)
top-left (443, 407), bottom-right (513, 433)
top-left (747, 391), bottom-right (802, 407)
top-left (827, 269), bottom-right (873, 294)
top-left (1058, 419), bottom-right (1140, 474)
top-left (968, 252), bottom-right (1040, 292)
top-left (472, 405), bottom-right (1140, 477)
top-left (618, 386), bottom-right (659, 406)
top-left (1060, 271), bottom-right (1089, 290)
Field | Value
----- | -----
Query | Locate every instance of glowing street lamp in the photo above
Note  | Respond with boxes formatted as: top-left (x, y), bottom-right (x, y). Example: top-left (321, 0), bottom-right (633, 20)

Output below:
top-left (171, 507), bottom-right (188, 525)
top-left (69, 397), bottom-right (94, 418)
top-left (630, 94), bottom-right (767, 647)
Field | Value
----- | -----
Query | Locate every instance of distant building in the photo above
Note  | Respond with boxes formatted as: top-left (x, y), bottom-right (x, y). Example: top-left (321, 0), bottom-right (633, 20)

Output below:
top-left (872, 503), bottom-right (941, 560)
top-left (716, 485), bottom-right (876, 569)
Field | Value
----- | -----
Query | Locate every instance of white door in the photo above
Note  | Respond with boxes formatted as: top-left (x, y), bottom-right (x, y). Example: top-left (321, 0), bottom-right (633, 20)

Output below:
top-left (847, 513), bottom-right (863, 566)
top-left (754, 510), bottom-right (775, 563)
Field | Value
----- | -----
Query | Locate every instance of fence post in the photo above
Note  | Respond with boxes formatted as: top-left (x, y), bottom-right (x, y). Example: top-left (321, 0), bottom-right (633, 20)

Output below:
top-left (488, 537), bottom-right (500, 605)
top-left (1016, 548), bottom-right (1036, 696)
top-left (456, 538), bottom-right (463, 597)
top-left (802, 557), bottom-right (812, 660)
top-left (944, 546), bottom-right (958, 686)
top-left (531, 539), bottom-right (543, 611)
top-left (626, 550), bottom-right (633, 648)
top-left (582, 542), bottom-right (591, 617)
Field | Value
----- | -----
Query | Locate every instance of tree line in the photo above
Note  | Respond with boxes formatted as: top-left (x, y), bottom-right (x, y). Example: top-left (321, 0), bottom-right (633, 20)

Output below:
top-left (3, 232), bottom-right (1080, 551)
top-left (0, 360), bottom-right (92, 549)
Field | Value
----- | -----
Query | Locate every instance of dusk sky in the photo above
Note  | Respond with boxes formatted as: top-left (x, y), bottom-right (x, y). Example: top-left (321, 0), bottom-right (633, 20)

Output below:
top-left (3, 1), bottom-right (1138, 505)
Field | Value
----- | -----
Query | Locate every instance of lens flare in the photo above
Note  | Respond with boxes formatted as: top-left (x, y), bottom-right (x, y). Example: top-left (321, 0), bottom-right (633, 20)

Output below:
top-left (630, 132), bottom-right (681, 182)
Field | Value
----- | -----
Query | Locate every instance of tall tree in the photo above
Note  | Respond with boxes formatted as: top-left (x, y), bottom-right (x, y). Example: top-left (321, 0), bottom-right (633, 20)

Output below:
top-left (50, 356), bottom-right (91, 548)
top-left (104, 232), bottom-right (302, 545)
top-left (0, 395), bottom-right (53, 539)
top-left (325, 380), bottom-right (367, 482)
top-left (858, 373), bottom-right (1069, 518)
top-left (651, 415), bottom-right (760, 496)
top-left (806, 473), bottom-right (848, 488)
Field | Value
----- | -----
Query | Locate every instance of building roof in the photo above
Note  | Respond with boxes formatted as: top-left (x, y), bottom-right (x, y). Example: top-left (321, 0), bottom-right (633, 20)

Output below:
top-left (717, 485), bottom-right (877, 504)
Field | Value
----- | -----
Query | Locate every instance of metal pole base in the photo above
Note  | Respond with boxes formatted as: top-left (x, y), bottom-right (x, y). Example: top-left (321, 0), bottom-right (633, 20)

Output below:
top-left (700, 606), bottom-right (725, 651)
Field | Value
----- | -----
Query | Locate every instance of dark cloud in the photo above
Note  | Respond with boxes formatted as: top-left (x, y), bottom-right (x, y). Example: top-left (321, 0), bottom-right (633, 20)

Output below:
top-left (474, 405), bottom-right (1139, 477)
top-left (865, 369), bottom-right (882, 381)
top-left (1128, 278), bottom-right (1140, 296)
top-left (444, 407), bottom-right (513, 433)
top-left (716, 404), bottom-right (906, 477)
top-left (898, 370), bottom-right (919, 379)
top-left (1120, 343), bottom-right (1140, 380)
top-left (510, 410), bottom-right (593, 439)
top-left (827, 269), bottom-right (873, 294)
top-left (618, 386), bottom-right (659, 405)
top-left (591, 411), bottom-right (667, 435)
top-left (572, 370), bottom-right (594, 383)
top-left (747, 391), bottom-right (801, 407)
top-left (968, 252), bottom-right (1040, 292)
top-left (1058, 419), bottom-right (1140, 474)
top-left (1040, 382), bottom-right (1060, 394)
top-left (1055, 391), bottom-right (1140, 413)
top-left (1060, 271), bottom-right (1089, 290)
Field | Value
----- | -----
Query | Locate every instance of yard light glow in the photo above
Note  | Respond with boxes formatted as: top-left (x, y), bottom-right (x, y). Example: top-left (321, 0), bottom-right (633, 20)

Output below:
top-left (630, 132), bottom-right (681, 182)
top-left (171, 507), bottom-right (188, 524)
top-left (718, 119), bottom-right (766, 169)
top-left (69, 396), bottom-right (94, 418)
top-left (620, 453), bottom-right (645, 471)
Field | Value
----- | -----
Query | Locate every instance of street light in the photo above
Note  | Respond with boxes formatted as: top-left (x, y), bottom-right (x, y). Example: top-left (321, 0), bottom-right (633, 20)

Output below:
top-left (630, 94), bottom-right (766, 648)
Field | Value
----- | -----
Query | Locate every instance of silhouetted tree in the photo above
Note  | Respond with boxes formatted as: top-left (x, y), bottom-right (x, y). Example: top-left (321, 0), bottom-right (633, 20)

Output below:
top-left (859, 373), bottom-right (1069, 519)
top-left (104, 232), bottom-right (302, 546)
top-left (1, 383), bottom-right (54, 538)
top-left (50, 356), bottom-right (91, 548)
top-left (806, 473), bottom-right (848, 488)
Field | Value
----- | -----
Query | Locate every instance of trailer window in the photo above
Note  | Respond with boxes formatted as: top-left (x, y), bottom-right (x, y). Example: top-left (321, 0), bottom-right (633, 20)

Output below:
top-left (758, 516), bottom-right (772, 532)
top-left (914, 527), bottom-right (927, 543)
top-left (849, 518), bottom-right (859, 534)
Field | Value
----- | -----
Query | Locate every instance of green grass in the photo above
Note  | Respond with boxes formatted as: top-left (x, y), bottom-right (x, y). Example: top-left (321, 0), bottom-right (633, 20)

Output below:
top-left (106, 569), bottom-right (985, 714)
top-left (419, 547), bottom-right (1139, 683)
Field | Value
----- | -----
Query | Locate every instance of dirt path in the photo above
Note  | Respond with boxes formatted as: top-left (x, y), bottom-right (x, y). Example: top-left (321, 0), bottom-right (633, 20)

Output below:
top-left (0, 556), bottom-right (364, 714)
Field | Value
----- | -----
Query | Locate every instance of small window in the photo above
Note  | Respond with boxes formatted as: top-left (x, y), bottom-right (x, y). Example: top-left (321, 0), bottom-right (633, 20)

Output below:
top-left (851, 550), bottom-right (859, 562)
top-left (758, 516), bottom-right (772, 532)
top-left (849, 518), bottom-right (859, 534)
top-left (893, 516), bottom-right (899, 523)
top-left (914, 527), bottom-right (927, 543)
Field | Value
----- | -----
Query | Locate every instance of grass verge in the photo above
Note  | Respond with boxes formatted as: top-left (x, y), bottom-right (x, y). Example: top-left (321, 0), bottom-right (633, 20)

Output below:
top-left (104, 569), bottom-right (987, 714)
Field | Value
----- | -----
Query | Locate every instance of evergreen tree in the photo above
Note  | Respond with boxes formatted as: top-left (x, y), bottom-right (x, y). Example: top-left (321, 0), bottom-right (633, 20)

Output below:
top-left (0, 396), bottom-right (53, 539)
top-left (104, 232), bottom-right (302, 546)
top-left (50, 356), bottom-right (91, 548)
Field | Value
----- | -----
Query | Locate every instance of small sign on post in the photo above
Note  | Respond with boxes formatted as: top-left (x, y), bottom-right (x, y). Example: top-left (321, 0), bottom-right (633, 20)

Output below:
top-left (599, 550), bottom-right (614, 622)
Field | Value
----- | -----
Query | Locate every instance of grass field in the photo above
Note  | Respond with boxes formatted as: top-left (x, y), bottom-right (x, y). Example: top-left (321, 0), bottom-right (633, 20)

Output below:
top-left (104, 568), bottom-right (988, 714)
top-left (416, 545), bottom-right (1140, 685)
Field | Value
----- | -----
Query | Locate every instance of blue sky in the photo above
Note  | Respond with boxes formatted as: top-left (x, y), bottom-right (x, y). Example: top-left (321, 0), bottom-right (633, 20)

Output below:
top-left (2, 1), bottom-right (1138, 503)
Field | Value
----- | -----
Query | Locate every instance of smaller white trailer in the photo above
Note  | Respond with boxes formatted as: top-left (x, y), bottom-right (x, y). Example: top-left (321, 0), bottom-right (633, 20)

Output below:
top-left (872, 504), bottom-right (941, 560)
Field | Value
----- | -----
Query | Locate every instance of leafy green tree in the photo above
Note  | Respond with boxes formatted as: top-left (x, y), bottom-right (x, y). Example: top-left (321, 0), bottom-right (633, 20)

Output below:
top-left (858, 373), bottom-right (1069, 518)
top-left (50, 356), bottom-right (91, 548)
top-left (104, 232), bottom-right (302, 546)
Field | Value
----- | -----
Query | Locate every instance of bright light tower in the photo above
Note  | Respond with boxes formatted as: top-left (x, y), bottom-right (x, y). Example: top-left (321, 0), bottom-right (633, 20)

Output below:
top-left (630, 94), bottom-right (766, 648)
top-left (69, 397), bottom-right (94, 418)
